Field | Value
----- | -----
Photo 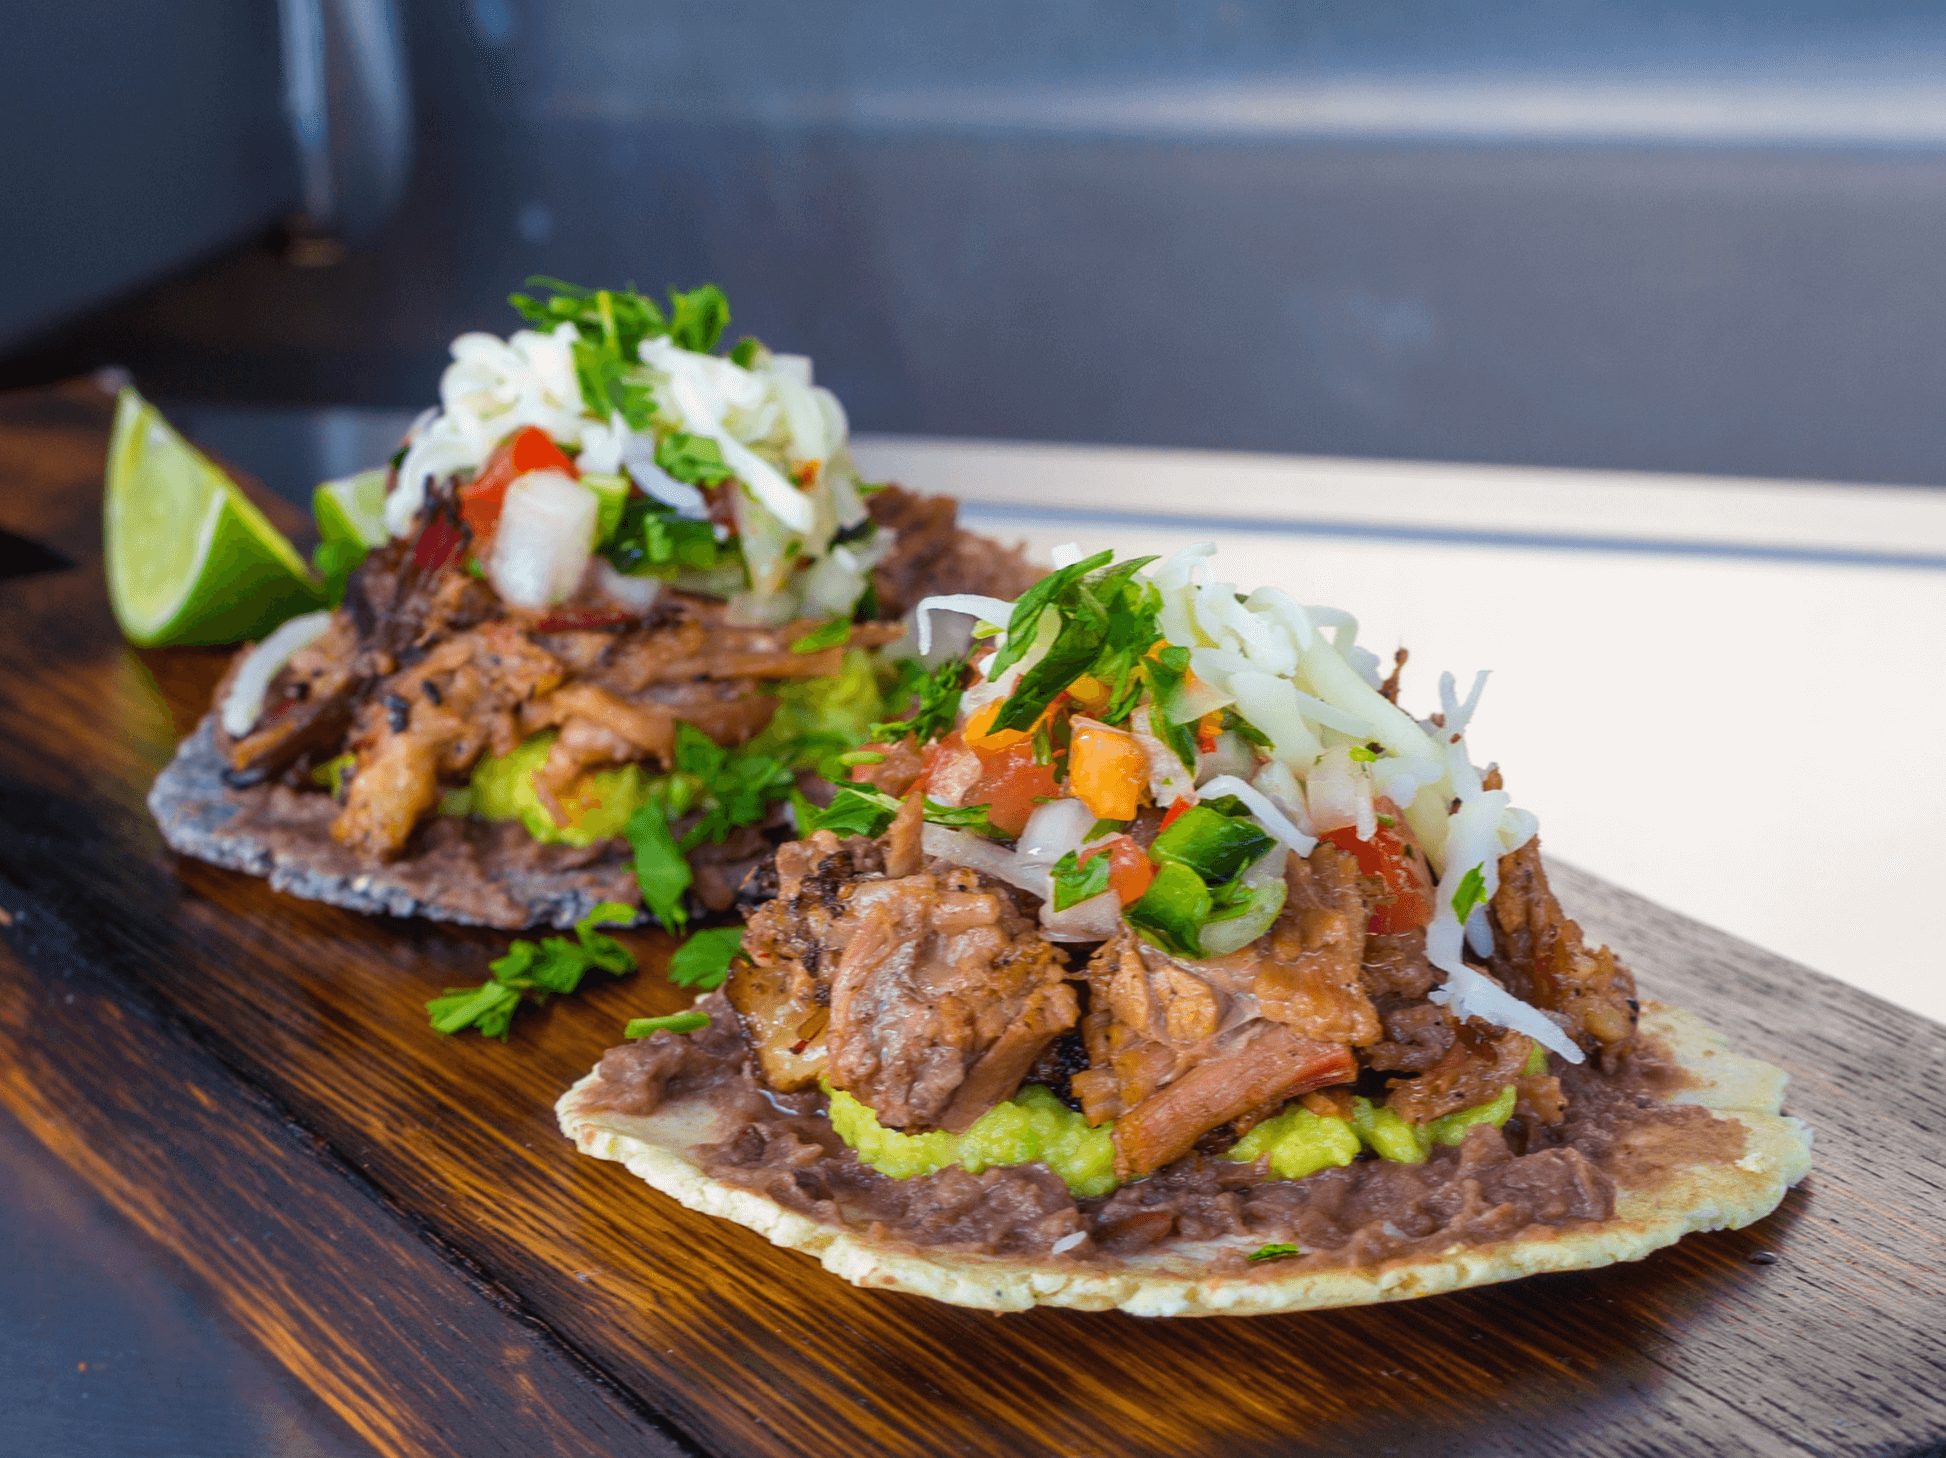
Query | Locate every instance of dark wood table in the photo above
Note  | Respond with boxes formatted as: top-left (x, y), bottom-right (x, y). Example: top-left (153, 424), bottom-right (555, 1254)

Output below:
top-left (3, 381), bottom-right (1943, 1458)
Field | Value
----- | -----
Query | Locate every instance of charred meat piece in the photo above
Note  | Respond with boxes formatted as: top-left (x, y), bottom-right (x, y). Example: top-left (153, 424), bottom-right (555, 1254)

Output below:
top-left (1385, 1017), bottom-right (1535, 1124)
top-left (734, 832), bottom-right (887, 1090)
top-left (865, 486), bottom-right (1042, 617)
top-left (1111, 1022), bottom-right (1357, 1181)
top-left (735, 831), bottom-right (1078, 1132)
top-left (332, 622), bottom-right (564, 860)
top-left (827, 868), bottom-right (1076, 1133)
top-left (1489, 841), bottom-right (1638, 1056)
top-left (1070, 929), bottom-right (1356, 1179)
top-left (1253, 843), bottom-right (1381, 1046)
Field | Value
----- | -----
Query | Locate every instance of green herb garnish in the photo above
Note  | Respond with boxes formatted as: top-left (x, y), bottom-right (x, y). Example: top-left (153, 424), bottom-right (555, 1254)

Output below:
top-left (668, 926), bottom-right (745, 991)
top-left (987, 552), bottom-right (1160, 734)
top-left (625, 1009), bottom-right (711, 1038)
top-left (1124, 861), bottom-right (1213, 958)
top-left (1050, 849), bottom-right (1112, 911)
top-left (869, 657), bottom-right (968, 744)
top-left (791, 619), bottom-right (852, 654)
top-left (1450, 864), bottom-right (1489, 924)
top-left (427, 901), bottom-right (637, 1039)
top-left (655, 431), bottom-right (735, 486)
top-left (1247, 1242), bottom-right (1303, 1263)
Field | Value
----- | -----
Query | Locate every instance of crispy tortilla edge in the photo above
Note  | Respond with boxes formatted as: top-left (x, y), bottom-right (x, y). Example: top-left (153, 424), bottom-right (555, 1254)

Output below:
top-left (554, 1000), bottom-right (1813, 1316)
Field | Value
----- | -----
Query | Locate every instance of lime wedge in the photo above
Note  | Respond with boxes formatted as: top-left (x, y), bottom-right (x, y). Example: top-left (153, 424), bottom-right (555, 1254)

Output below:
top-left (104, 388), bottom-right (324, 647)
top-left (312, 467), bottom-right (390, 601)
top-left (313, 467), bottom-right (389, 550)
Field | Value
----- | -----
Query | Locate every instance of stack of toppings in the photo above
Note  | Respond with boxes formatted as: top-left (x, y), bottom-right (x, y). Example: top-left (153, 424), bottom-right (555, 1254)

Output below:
top-left (830, 545), bottom-right (1580, 1062)
top-left (384, 281), bottom-right (884, 624)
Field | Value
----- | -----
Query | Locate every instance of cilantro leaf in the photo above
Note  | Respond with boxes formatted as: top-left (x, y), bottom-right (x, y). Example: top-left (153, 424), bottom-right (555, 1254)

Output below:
top-left (603, 496), bottom-right (731, 577)
top-left (625, 801), bottom-right (691, 932)
top-left (791, 619), bottom-right (852, 654)
top-left (625, 1010), bottom-right (711, 1038)
top-left (655, 431), bottom-right (734, 486)
top-left (666, 284), bottom-right (730, 353)
top-left (1142, 645), bottom-right (1201, 771)
top-left (668, 926), bottom-right (745, 990)
top-left (1247, 1242), bottom-right (1303, 1263)
top-left (1450, 864), bottom-right (1489, 925)
top-left (920, 801), bottom-right (1002, 838)
top-left (1050, 849), bottom-right (1112, 910)
top-left (428, 903), bottom-right (638, 1039)
top-left (806, 785), bottom-right (902, 838)
top-left (869, 657), bottom-right (967, 744)
top-left (989, 550), bottom-right (1113, 679)
top-left (988, 553), bottom-right (1160, 733)
top-left (728, 336), bottom-right (763, 368)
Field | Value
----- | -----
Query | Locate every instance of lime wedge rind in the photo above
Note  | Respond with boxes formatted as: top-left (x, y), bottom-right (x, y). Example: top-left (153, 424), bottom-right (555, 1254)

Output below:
top-left (105, 389), bottom-right (325, 648)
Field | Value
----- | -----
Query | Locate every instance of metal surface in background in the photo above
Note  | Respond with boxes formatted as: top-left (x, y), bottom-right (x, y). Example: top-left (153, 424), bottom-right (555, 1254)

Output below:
top-left (0, 1), bottom-right (294, 348)
top-left (20, 2), bottom-right (1946, 484)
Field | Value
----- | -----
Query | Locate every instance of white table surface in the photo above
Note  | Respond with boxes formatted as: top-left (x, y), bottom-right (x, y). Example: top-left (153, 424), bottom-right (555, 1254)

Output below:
top-left (854, 434), bottom-right (1946, 1028)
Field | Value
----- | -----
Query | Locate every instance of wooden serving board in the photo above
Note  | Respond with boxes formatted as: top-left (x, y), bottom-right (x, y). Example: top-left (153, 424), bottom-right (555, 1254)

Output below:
top-left (2, 383), bottom-right (1942, 1458)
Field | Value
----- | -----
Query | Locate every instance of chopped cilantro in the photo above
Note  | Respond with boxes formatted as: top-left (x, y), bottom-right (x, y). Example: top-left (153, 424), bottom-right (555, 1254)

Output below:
top-left (728, 336), bottom-right (763, 369)
top-left (1348, 745), bottom-right (1379, 763)
top-left (1086, 818), bottom-right (1127, 840)
top-left (1450, 864), bottom-right (1489, 924)
top-left (1050, 848), bottom-right (1112, 910)
top-left (868, 657), bottom-right (967, 744)
top-left (921, 801), bottom-right (1002, 838)
top-left (666, 283), bottom-right (730, 353)
top-left (989, 553), bottom-right (1160, 734)
top-left (603, 496), bottom-right (731, 577)
top-left (668, 926), bottom-right (745, 990)
top-left (427, 901), bottom-right (638, 1039)
top-left (624, 801), bottom-right (691, 933)
top-left (655, 431), bottom-right (734, 486)
top-left (625, 1009), bottom-right (711, 1038)
top-left (807, 785), bottom-right (902, 837)
top-left (804, 784), bottom-right (1000, 840)
top-left (1143, 645), bottom-right (1201, 771)
top-left (1247, 1242), bottom-right (1303, 1263)
top-left (791, 619), bottom-right (852, 654)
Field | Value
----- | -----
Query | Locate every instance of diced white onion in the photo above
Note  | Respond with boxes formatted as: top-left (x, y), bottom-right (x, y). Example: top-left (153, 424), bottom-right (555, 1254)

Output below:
top-left (1016, 797), bottom-right (1099, 866)
top-left (1040, 889), bottom-right (1123, 942)
top-left (1303, 747), bottom-right (1361, 834)
top-left (920, 825), bottom-right (1051, 898)
top-left (1196, 731), bottom-right (1256, 785)
top-left (623, 438), bottom-right (709, 519)
top-left (1195, 775), bottom-right (1316, 855)
top-left (1430, 965), bottom-right (1583, 1063)
top-left (911, 593), bottom-right (1016, 657)
top-left (219, 610), bottom-right (332, 737)
top-left (594, 561), bottom-right (663, 612)
top-left (1131, 706), bottom-right (1197, 807)
top-left (488, 470), bottom-right (597, 608)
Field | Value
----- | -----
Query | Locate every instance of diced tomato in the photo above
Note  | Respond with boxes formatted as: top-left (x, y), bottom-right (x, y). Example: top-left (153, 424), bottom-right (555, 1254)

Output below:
top-left (966, 740), bottom-right (1061, 838)
top-left (1067, 719), bottom-right (1147, 821)
top-left (410, 505), bottom-right (467, 572)
top-left (459, 426), bottom-right (578, 544)
top-left (1319, 806), bottom-right (1434, 934)
top-left (1080, 835), bottom-right (1155, 905)
top-left (1196, 713), bottom-right (1221, 754)
top-left (1158, 795), bottom-right (1194, 832)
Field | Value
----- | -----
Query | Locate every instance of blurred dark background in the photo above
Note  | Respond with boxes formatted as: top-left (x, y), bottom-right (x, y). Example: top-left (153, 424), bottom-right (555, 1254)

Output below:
top-left (6, 0), bottom-right (1946, 483)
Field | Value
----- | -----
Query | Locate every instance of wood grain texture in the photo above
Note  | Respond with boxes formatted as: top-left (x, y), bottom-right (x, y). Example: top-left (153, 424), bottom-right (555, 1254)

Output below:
top-left (2, 382), bottom-right (1943, 1458)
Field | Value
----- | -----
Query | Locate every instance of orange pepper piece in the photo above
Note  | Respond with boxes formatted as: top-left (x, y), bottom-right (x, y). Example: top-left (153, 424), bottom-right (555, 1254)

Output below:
top-left (1068, 720), bottom-right (1147, 821)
